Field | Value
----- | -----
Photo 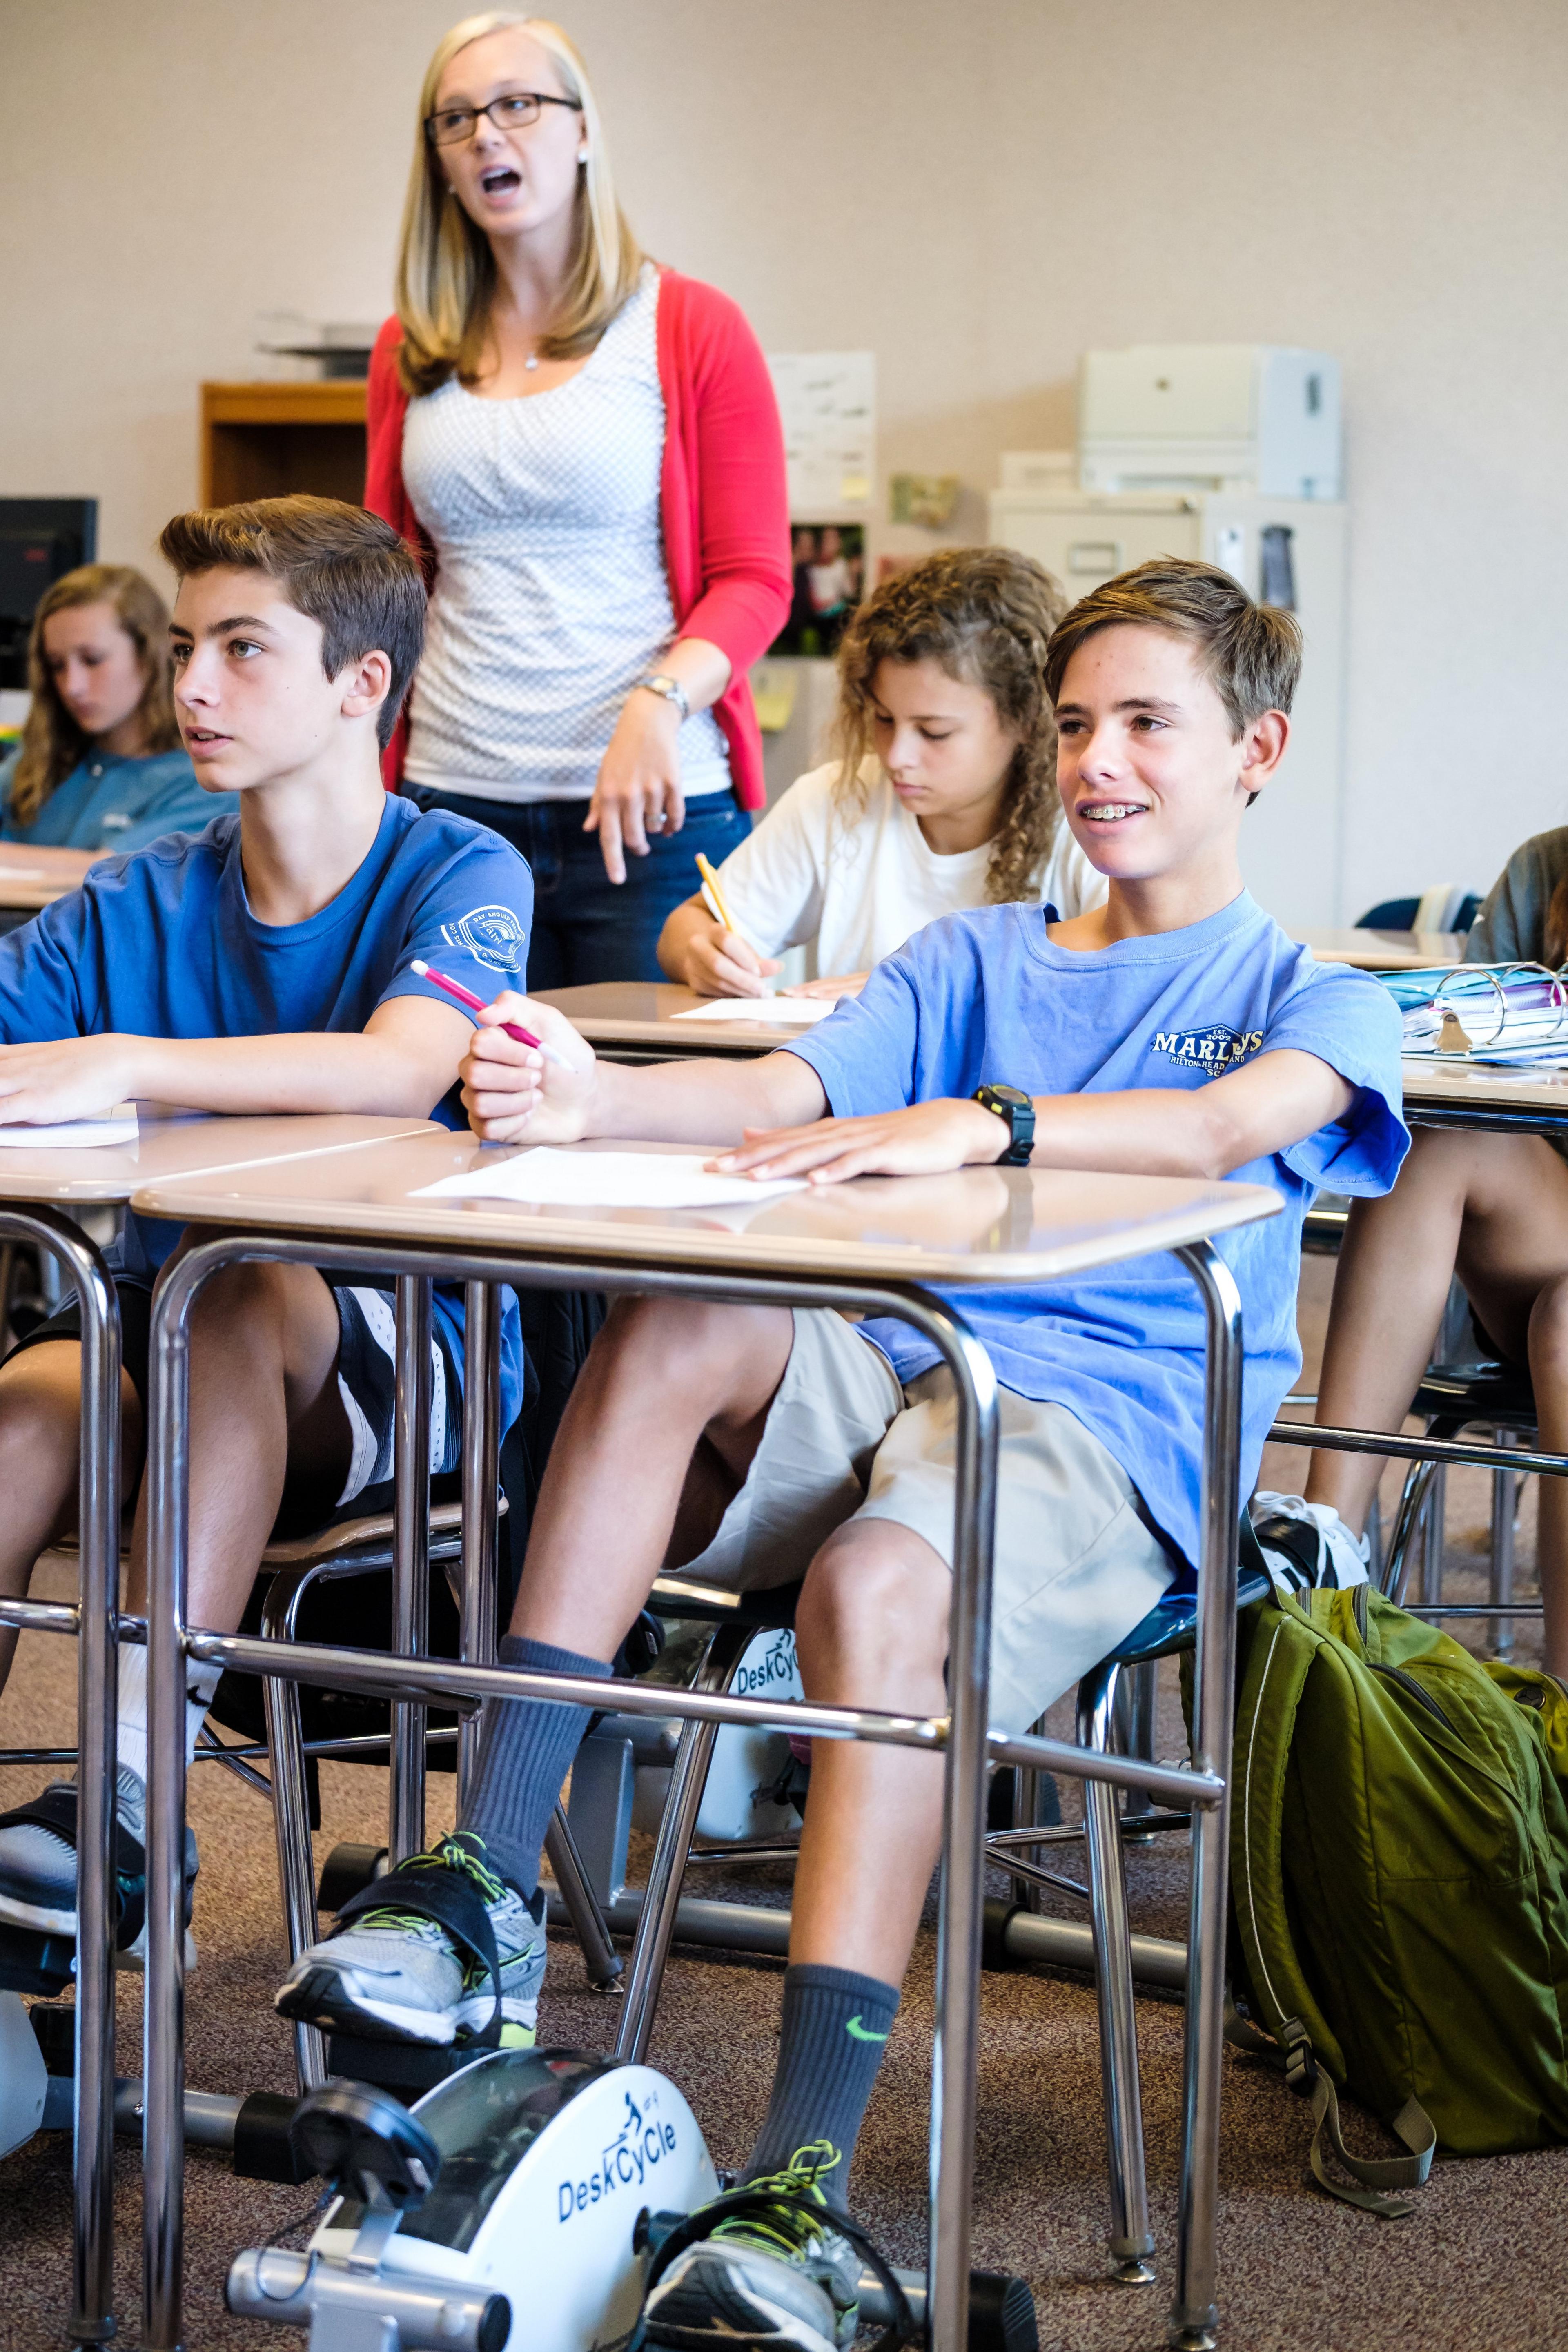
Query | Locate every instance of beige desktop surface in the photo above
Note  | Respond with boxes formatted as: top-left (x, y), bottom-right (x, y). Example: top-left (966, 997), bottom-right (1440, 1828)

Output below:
top-left (1400, 1058), bottom-right (1568, 1118)
top-left (0, 842), bottom-right (100, 911)
top-left (1296, 928), bottom-right (1462, 971)
top-left (0, 1110), bottom-right (442, 1205)
top-left (535, 981), bottom-right (822, 1054)
top-left (129, 1130), bottom-right (1279, 1285)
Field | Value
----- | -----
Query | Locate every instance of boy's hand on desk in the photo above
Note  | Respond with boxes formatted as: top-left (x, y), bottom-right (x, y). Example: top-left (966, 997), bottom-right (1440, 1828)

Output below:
top-left (0, 1034), bottom-right (143, 1124)
top-left (459, 993), bottom-right (596, 1145)
top-left (711, 1097), bottom-right (1007, 1185)
top-left (680, 919), bottom-right (780, 999)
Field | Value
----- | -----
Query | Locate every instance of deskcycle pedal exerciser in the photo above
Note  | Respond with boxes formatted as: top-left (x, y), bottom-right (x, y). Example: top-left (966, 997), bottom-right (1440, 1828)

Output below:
top-left (228, 2050), bottom-right (1040, 2352)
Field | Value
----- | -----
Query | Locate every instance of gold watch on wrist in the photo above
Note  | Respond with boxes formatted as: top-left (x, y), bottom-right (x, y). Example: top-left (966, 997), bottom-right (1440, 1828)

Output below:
top-left (633, 673), bottom-right (690, 722)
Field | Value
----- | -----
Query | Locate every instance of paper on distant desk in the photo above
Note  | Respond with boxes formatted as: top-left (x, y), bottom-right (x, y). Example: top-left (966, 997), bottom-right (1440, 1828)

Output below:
top-left (672, 996), bottom-right (843, 1025)
top-left (0, 1105), bottom-right (138, 1149)
top-left (414, 1147), bottom-right (806, 1209)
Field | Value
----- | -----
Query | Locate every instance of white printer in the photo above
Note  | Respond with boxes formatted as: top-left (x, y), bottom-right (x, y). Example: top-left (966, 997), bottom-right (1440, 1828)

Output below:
top-left (1078, 343), bottom-right (1341, 501)
top-left (987, 346), bottom-right (1349, 928)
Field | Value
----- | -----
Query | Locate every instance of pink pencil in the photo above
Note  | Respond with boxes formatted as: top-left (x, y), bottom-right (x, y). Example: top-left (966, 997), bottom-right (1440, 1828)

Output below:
top-left (410, 960), bottom-right (574, 1069)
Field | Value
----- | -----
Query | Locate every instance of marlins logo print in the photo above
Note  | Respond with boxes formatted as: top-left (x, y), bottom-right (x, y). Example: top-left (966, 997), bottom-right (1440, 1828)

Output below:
top-left (1148, 1023), bottom-right (1264, 1072)
top-left (441, 905), bottom-right (528, 976)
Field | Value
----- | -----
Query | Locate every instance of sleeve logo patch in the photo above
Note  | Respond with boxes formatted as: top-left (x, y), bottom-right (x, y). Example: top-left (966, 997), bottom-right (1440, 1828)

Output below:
top-left (1149, 1024), bottom-right (1264, 1071)
top-left (441, 905), bottom-right (528, 975)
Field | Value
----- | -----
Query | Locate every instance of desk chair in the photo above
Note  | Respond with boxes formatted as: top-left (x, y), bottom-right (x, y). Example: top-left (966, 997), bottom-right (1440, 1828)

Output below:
top-left (1356, 887), bottom-right (1481, 934)
top-left (983, 1523), bottom-right (1274, 2285)
top-left (1374, 1357), bottom-right (1535, 1654)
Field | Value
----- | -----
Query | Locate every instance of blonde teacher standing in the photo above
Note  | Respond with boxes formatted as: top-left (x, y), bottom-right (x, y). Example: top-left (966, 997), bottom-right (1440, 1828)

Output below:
top-left (367, 12), bottom-right (791, 987)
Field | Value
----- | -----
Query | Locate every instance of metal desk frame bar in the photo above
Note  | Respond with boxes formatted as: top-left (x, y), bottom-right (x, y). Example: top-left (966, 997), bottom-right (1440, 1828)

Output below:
top-left (0, 1206), bottom-right (121, 2345)
top-left (142, 1227), bottom-right (1243, 2352)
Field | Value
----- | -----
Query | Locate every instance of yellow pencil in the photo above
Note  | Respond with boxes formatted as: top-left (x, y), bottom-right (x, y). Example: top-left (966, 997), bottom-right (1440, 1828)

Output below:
top-left (695, 853), bottom-right (757, 954)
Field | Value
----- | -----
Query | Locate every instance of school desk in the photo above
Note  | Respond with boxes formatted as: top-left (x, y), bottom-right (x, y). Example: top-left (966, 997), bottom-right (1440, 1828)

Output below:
top-left (0, 1109), bottom-right (441, 2344)
top-left (130, 1131), bottom-right (1280, 2352)
top-left (534, 980), bottom-right (833, 1061)
top-left (1294, 926), bottom-right (1463, 971)
top-left (0, 842), bottom-right (98, 928)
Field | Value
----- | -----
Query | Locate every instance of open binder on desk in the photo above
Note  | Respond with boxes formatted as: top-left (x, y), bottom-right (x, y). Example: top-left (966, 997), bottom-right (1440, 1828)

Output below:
top-left (1377, 962), bottom-right (1568, 1064)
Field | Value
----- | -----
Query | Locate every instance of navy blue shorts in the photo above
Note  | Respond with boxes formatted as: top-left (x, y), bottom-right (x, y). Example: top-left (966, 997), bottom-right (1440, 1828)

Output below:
top-left (9, 1275), bottom-right (462, 1512)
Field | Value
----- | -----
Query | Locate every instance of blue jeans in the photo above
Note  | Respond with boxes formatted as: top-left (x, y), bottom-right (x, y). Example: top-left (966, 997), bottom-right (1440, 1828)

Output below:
top-left (405, 788), bottom-right (750, 989)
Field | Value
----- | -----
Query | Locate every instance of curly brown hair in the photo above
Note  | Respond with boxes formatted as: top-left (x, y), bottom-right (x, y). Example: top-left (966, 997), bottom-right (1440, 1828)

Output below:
top-left (833, 547), bottom-right (1068, 903)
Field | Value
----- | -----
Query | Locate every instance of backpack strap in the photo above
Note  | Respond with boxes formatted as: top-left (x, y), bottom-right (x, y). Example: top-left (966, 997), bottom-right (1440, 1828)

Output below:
top-left (1225, 1996), bottom-right (1434, 2216)
top-left (1229, 1595), bottom-right (1345, 2075)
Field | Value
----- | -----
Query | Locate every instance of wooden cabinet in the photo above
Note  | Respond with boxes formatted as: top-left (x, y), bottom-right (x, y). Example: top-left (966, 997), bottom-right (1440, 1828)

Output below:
top-left (200, 381), bottom-right (368, 509)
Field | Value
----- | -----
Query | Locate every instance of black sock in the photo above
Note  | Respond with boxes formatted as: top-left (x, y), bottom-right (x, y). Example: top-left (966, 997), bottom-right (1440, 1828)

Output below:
top-left (744, 1963), bottom-right (900, 2209)
top-left (458, 1633), bottom-right (610, 1898)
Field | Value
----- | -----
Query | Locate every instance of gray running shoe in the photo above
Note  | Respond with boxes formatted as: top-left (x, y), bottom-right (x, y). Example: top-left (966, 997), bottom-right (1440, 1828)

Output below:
top-left (641, 2144), bottom-right (865, 2352)
top-left (275, 1830), bottom-right (544, 2047)
top-left (0, 1766), bottom-right (198, 1967)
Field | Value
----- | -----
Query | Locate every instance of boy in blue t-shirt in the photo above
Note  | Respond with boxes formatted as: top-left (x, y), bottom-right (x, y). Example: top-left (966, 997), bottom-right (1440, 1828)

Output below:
top-left (279, 559), bottom-right (1408, 2350)
top-left (0, 495), bottom-right (536, 1989)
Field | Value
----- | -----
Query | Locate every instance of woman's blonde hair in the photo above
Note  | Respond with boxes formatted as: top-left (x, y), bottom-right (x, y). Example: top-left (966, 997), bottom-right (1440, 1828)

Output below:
top-left (833, 548), bottom-right (1070, 905)
top-left (9, 565), bottom-right (180, 827)
top-left (394, 13), bottom-right (644, 397)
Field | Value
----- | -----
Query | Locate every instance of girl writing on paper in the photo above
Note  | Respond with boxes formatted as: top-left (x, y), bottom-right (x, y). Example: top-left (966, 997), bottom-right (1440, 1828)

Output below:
top-left (0, 567), bottom-right (232, 854)
top-left (1306, 829), bottom-right (1568, 1669)
top-left (657, 547), bottom-right (1105, 1001)
top-left (366, 11), bottom-right (790, 987)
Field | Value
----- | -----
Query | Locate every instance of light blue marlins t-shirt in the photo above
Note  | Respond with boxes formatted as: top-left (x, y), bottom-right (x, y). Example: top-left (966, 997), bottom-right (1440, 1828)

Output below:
top-left (786, 892), bottom-right (1409, 1570)
top-left (0, 791), bottom-right (534, 1433)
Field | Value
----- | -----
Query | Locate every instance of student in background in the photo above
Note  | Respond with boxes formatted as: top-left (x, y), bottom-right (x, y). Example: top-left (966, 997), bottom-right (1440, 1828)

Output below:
top-left (1306, 826), bottom-right (1568, 1672)
top-left (367, 11), bottom-right (789, 985)
top-left (0, 566), bottom-right (235, 853)
top-left (658, 548), bottom-right (1106, 1000)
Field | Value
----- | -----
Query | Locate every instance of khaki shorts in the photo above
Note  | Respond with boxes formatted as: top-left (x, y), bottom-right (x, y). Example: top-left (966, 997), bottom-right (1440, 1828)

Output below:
top-left (681, 1308), bottom-right (1176, 1735)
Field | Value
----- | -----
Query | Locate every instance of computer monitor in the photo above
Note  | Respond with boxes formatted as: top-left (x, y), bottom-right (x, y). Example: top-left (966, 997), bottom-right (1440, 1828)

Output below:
top-left (0, 498), bottom-right (99, 690)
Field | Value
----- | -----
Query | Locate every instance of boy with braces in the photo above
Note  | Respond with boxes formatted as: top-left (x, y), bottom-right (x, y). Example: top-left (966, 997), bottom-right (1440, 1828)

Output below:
top-left (278, 559), bottom-right (1408, 2352)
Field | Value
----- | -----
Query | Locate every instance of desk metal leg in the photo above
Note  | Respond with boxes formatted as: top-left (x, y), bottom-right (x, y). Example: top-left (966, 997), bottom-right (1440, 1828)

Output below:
top-left (4, 1211), bottom-right (122, 2346)
top-left (390, 1276), bottom-right (432, 1864)
top-left (1169, 1243), bottom-right (1243, 2352)
top-left (927, 1318), bottom-right (999, 2352)
top-left (457, 1281), bottom-right (500, 1809)
top-left (146, 1243), bottom-right (205, 2352)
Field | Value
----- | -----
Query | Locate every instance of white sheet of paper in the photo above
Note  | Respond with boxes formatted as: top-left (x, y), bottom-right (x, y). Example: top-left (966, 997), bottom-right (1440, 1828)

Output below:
top-left (413, 1147), bottom-right (807, 1210)
top-left (671, 995), bottom-right (843, 1025)
top-left (0, 1105), bottom-right (139, 1150)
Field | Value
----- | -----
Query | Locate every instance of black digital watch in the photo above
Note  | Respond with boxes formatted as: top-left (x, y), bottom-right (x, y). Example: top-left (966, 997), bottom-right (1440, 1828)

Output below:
top-left (972, 1082), bottom-right (1036, 1167)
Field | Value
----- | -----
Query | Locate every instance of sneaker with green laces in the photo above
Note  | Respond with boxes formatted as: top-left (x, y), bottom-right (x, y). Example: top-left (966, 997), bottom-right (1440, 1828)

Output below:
top-left (274, 1829), bottom-right (545, 2048)
top-left (641, 2143), bottom-right (898, 2352)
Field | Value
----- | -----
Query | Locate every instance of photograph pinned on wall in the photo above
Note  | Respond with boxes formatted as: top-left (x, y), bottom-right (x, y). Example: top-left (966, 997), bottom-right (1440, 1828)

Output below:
top-left (770, 523), bottom-right (865, 658)
top-left (888, 473), bottom-right (961, 530)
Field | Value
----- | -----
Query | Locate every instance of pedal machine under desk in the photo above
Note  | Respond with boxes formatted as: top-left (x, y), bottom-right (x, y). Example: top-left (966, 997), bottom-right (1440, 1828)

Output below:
top-left (129, 1131), bottom-right (1278, 2352)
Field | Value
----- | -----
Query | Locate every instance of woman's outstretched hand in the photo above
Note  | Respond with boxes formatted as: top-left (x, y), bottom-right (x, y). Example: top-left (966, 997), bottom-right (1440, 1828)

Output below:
top-left (586, 692), bottom-right (685, 884)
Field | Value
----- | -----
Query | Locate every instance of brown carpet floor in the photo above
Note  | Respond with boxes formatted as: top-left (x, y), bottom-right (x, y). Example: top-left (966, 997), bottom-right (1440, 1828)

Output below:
top-left (0, 1257), bottom-right (1564, 2348)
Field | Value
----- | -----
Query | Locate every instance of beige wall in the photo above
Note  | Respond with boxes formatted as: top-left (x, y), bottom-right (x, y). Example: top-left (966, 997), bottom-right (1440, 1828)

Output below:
top-left (4, 0), bottom-right (1566, 916)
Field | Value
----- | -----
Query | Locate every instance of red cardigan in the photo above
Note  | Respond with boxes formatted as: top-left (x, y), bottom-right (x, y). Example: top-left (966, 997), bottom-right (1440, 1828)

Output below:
top-left (365, 269), bottom-right (791, 809)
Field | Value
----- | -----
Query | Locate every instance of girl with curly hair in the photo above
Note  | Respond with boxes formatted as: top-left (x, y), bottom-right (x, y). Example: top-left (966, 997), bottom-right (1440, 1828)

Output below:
top-left (658, 546), bottom-right (1103, 999)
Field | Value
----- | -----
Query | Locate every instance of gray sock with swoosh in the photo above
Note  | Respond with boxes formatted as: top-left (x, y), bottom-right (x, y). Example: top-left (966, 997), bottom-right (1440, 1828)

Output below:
top-left (743, 1962), bottom-right (900, 2209)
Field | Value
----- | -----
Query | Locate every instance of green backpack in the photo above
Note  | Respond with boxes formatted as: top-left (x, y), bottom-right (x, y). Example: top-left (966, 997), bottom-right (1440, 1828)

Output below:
top-left (1226, 1581), bottom-right (1568, 2216)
